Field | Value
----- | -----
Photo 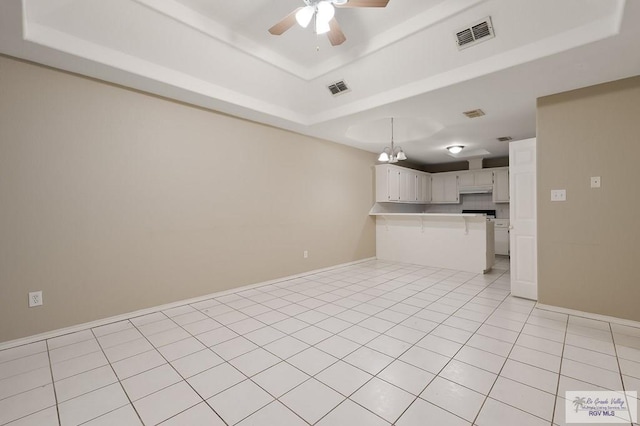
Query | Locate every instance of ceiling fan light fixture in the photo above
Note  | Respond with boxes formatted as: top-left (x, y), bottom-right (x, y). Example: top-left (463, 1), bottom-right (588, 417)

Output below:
top-left (270, 0), bottom-right (389, 46)
top-left (295, 6), bottom-right (315, 28)
top-left (447, 145), bottom-right (464, 154)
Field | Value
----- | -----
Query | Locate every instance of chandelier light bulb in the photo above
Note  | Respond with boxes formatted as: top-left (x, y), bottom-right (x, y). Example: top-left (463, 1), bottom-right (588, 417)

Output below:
top-left (316, 18), bottom-right (331, 34)
top-left (295, 5), bottom-right (315, 28)
top-left (316, 2), bottom-right (335, 24)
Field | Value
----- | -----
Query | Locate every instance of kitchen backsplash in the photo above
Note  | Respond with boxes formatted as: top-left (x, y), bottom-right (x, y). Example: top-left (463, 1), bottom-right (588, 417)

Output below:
top-left (424, 193), bottom-right (509, 218)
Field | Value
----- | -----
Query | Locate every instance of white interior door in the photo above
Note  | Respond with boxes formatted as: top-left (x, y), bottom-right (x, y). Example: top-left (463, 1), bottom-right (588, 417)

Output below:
top-left (509, 138), bottom-right (537, 300)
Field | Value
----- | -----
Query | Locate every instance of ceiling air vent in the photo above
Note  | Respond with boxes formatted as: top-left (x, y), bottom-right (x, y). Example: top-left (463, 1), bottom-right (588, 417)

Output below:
top-left (497, 136), bottom-right (513, 142)
top-left (463, 109), bottom-right (485, 118)
top-left (327, 80), bottom-right (350, 96)
top-left (455, 17), bottom-right (495, 50)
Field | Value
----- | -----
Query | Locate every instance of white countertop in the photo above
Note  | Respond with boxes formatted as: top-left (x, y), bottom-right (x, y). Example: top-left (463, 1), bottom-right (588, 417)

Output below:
top-left (368, 212), bottom-right (487, 218)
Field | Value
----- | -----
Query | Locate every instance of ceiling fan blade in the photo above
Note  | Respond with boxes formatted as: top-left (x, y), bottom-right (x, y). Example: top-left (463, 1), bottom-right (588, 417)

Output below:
top-left (268, 7), bottom-right (302, 35)
top-left (336, 0), bottom-right (389, 8)
top-left (327, 18), bottom-right (346, 46)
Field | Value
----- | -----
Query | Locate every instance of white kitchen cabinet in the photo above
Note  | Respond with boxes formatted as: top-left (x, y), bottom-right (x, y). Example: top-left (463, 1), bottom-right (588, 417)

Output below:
top-left (417, 173), bottom-right (431, 202)
top-left (458, 169), bottom-right (494, 188)
top-left (493, 219), bottom-right (510, 255)
top-left (458, 169), bottom-right (493, 195)
top-left (399, 168), bottom-right (417, 202)
top-left (431, 172), bottom-right (459, 203)
top-left (376, 164), bottom-right (508, 204)
top-left (387, 168), bottom-right (400, 201)
top-left (376, 164), bottom-right (430, 203)
top-left (492, 168), bottom-right (509, 203)
top-left (475, 170), bottom-right (494, 186)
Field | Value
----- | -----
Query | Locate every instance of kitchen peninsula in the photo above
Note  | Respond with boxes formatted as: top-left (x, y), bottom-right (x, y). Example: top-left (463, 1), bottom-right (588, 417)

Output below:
top-left (370, 210), bottom-right (495, 273)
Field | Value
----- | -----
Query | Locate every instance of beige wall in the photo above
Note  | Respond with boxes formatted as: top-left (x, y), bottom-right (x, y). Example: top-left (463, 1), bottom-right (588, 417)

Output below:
top-left (0, 56), bottom-right (376, 343)
top-left (537, 76), bottom-right (640, 321)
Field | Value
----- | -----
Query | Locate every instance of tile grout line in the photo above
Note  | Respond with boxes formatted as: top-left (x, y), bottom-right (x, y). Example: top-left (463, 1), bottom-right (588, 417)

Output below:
top-left (46, 340), bottom-right (62, 426)
top-left (89, 326), bottom-right (146, 426)
top-left (609, 323), bottom-right (635, 424)
top-left (548, 307), bottom-right (569, 426)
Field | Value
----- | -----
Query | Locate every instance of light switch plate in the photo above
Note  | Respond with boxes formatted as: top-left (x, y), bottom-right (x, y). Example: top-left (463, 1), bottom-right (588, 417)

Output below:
top-left (551, 189), bottom-right (566, 201)
top-left (591, 176), bottom-right (601, 188)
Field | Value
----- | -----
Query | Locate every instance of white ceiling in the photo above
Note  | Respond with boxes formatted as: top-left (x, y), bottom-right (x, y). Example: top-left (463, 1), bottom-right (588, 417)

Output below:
top-left (1, 0), bottom-right (639, 164)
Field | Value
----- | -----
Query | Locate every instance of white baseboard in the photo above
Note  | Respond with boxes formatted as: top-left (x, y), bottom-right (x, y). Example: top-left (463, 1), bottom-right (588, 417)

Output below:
top-left (0, 257), bottom-right (376, 351)
top-left (536, 303), bottom-right (640, 329)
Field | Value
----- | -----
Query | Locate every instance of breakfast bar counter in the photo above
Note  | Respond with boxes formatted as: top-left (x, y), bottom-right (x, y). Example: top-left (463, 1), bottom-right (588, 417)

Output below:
top-left (370, 211), bottom-right (495, 273)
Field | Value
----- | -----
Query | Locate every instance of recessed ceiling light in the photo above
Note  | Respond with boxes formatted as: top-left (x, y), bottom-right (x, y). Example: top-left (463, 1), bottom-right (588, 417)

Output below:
top-left (497, 136), bottom-right (513, 142)
top-left (447, 145), bottom-right (464, 154)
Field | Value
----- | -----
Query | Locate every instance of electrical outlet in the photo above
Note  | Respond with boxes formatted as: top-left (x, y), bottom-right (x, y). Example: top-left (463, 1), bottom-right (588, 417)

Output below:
top-left (551, 189), bottom-right (566, 202)
top-left (29, 291), bottom-right (43, 307)
top-left (303, 250), bottom-right (308, 259)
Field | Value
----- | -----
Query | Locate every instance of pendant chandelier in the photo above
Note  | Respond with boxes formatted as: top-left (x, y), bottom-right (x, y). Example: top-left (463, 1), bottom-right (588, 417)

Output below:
top-left (378, 117), bottom-right (407, 163)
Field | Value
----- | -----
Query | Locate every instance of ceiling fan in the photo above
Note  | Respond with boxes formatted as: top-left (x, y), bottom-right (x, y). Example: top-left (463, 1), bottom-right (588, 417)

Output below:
top-left (268, 0), bottom-right (390, 46)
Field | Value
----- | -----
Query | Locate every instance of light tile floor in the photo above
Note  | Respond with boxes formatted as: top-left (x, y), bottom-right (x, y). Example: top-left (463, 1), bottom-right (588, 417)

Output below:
top-left (1, 258), bottom-right (639, 425)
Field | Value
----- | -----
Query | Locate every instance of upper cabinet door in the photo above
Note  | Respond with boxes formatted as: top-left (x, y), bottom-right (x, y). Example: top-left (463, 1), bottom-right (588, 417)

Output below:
top-left (458, 171), bottom-right (475, 187)
top-left (431, 173), bottom-right (459, 203)
top-left (416, 174), bottom-right (431, 202)
top-left (375, 164), bottom-right (430, 204)
top-left (492, 169), bottom-right (510, 203)
top-left (475, 170), bottom-right (494, 186)
top-left (387, 168), bottom-right (401, 201)
top-left (458, 170), bottom-right (493, 187)
top-left (398, 169), bottom-right (415, 202)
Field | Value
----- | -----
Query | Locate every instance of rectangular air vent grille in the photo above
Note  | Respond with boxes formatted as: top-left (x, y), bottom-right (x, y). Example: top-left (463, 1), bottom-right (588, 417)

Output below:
top-left (456, 17), bottom-right (495, 50)
top-left (328, 80), bottom-right (350, 96)
top-left (497, 136), bottom-right (513, 142)
top-left (463, 109), bottom-right (485, 118)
